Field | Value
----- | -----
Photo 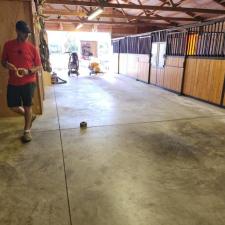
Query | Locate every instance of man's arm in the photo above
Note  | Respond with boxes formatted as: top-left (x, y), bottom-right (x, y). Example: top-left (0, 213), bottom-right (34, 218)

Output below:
top-left (1, 42), bottom-right (17, 71)
top-left (1, 60), bottom-right (17, 71)
top-left (31, 46), bottom-right (42, 74)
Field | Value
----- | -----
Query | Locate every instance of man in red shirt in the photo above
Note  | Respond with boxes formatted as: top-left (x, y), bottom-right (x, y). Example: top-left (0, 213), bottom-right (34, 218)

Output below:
top-left (1, 20), bottom-right (42, 143)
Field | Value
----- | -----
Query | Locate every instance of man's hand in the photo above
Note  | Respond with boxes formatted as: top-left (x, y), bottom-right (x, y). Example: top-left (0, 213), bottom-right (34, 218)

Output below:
top-left (17, 68), bottom-right (29, 76)
top-left (29, 66), bottom-right (42, 74)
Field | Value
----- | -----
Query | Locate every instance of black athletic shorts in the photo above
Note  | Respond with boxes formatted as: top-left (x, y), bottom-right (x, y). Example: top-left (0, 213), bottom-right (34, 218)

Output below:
top-left (7, 83), bottom-right (36, 107)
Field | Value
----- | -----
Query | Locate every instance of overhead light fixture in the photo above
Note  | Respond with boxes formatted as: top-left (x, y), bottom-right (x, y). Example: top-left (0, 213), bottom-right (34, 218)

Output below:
top-left (76, 23), bottom-right (83, 30)
top-left (87, 7), bottom-right (104, 20)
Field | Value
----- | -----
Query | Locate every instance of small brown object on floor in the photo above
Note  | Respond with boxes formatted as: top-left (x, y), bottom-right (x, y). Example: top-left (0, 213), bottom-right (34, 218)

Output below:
top-left (80, 121), bottom-right (87, 129)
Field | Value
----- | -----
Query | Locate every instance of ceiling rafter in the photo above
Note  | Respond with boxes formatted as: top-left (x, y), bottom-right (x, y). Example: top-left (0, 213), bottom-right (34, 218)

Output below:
top-left (137, 0), bottom-right (149, 17)
top-left (170, 0), bottom-right (186, 7)
top-left (159, 0), bottom-right (204, 21)
top-left (112, 0), bottom-right (139, 23)
top-left (137, 0), bottom-right (177, 25)
top-left (116, 0), bottom-right (130, 22)
top-left (117, 0), bottom-right (175, 25)
top-left (212, 0), bottom-right (225, 7)
top-left (80, 6), bottom-right (91, 13)
top-left (63, 3), bottom-right (81, 20)
top-left (168, 0), bottom-right (176, 7)
top-left (63, 4), bottom-right (72, 11)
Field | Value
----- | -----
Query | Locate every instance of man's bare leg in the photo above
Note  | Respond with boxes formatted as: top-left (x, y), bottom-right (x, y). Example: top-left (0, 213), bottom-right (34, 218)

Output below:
top-left (24, 106), bottom-right (32, 131)
top-left (10, 106), bottom-right (24, 116)
top-left (20, 106), bottom-right (33, 143)
top-left (10, 106), bottom-right (35, 142)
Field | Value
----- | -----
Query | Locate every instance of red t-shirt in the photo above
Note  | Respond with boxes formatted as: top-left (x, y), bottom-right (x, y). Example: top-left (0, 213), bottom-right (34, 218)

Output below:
top-left (1, 39), bottom-right (41, 86)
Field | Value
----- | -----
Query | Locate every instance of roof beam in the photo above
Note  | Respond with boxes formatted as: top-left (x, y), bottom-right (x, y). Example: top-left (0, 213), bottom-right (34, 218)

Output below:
top-left (45, 0), bottom-right (225, 14)
top-left (46, 18), bottom-right (169, 27)
top-left (45, 9), bottom-right (87, 16)
top-left (43, 9), bottom-right (199, 21)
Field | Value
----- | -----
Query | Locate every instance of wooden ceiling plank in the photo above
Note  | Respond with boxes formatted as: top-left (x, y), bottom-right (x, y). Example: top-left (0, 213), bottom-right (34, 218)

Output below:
top-left (46, 3), bottom-right (55, 10)
top-left (45, 0), bottom-right (225, 14)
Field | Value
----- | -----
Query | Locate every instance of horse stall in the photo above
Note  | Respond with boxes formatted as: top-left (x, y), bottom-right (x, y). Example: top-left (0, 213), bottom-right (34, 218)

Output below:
top-left (182, 20), bottom-right (225, 106)
top-left (112, 17), bottom-right (225, 107)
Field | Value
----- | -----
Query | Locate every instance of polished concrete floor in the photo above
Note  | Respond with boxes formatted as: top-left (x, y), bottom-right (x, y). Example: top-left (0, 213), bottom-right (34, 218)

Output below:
top-left (0, 74), bottom-right (225, 225)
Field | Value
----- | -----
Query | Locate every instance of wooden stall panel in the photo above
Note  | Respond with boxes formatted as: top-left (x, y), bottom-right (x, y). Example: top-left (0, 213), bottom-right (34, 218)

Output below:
top-left (138, 54), bottom-right (149, 63)
top-left (183, 58), bottom-right (197, 96)
top-left (164, 67), bottom-right (173, 90)
top-left (176, 68), bottom-right (184, 92)
top-left (137, 63), bottom-right (149, 83)
top-left (164, 67), bottom-right (183, 92)
top-left (0, 0), bottom-right (41, 117)
top-left (137, 54), bottom-right (149, 83)
top-left (163, 66), bottom-right (170, 90)
top-left (119, 53), bottom-right (127, 75)
top-left (156, 68), bottom-right (165, 87)
top-left (178, 57), bottom-right (185, 68)
top-left (166, 56), bottom-right (184, 68)
top-left (126, 54), bottom-right (138, 79)
top-left (161, 56), bottom-right (184, 92)
top-left (183, 58), bottom-right (225, 105)
top-left (193, 59), bottom-right (210, 99)
top-left (165, 56), bottom-right (184, 68)
top-left (166, 57), bottom-right (177, 67)
top-left (113, 53), bottom-right (119, 74)
top-left (150, 68), bottom-right (157, 85)
top-left (208, 60), bottom-right (225, 104)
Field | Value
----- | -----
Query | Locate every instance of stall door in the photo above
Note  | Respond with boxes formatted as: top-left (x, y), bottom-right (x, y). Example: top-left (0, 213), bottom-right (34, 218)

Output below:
top-left (150, 42), bottom-right (166, 86)
top-left (157, 43), bottom-right (166, 86)
top-left (150, 43), bottom-right (158, 84)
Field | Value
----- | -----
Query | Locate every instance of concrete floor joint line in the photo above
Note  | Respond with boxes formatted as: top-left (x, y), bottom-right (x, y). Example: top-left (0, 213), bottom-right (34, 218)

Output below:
top-left (53, 86), bottom-right (73, 225)
top-left (58, 115), bottom-right (225, 132)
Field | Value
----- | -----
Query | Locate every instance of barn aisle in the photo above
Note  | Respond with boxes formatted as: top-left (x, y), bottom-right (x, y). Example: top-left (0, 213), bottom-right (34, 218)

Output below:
top-left (0, 75), bottom-right (225, 225)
